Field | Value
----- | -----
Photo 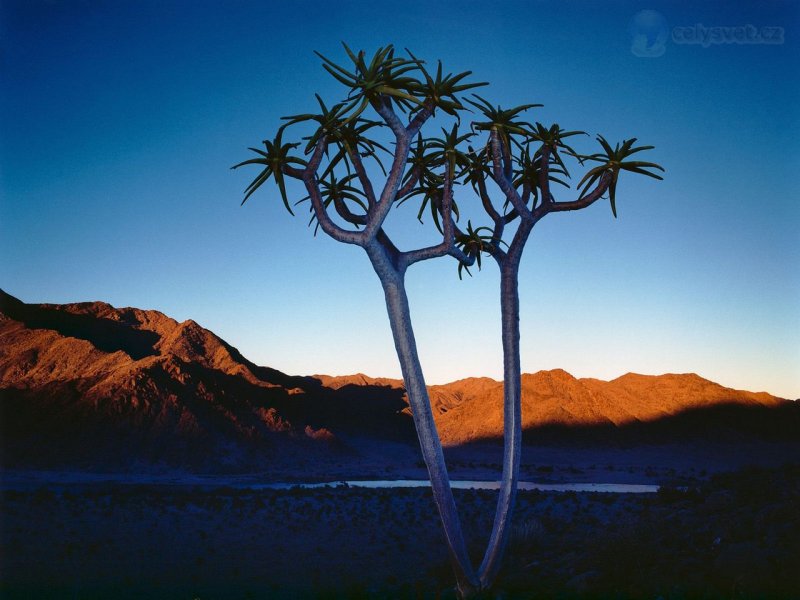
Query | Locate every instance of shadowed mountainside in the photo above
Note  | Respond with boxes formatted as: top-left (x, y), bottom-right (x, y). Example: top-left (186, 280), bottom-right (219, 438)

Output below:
top-left (317, 370), bottom-right (793, 446)
top-left (0, 290), bottom-right (412, 469)
top-left (1, 289), bottom-right (795, 470)
top-left (429, 369), bottom-right (787, 445)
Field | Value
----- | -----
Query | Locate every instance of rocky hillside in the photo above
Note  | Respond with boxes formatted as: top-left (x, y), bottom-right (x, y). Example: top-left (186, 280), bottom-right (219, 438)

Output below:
top-left (1, 290), bottom-right (793, 468)
top-left (429, 369), bottom-right (786, 445)
top-left (0, 290), bottom-right (411, 469)
top-left (316, 370), bottom-right (790, 446)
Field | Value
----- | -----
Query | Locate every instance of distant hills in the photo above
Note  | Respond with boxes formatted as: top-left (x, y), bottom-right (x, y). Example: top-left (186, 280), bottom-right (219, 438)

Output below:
top-left (0, 289), bottom-right (414, 469)
top-left (318, 370), bottom-right (792, 445)
top-left (1, 289), bottom-right (795, 470)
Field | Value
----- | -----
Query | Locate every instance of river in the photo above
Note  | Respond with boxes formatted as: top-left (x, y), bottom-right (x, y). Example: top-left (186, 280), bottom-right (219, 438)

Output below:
top-left (1, 471), bottom-right (660, 493)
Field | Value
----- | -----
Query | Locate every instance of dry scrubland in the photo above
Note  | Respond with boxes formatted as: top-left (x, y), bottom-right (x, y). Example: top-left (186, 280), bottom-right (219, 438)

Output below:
top-left (3, 290), bottom-right (795, 474)
top-left (2, 465), bottom-right (798, 599)
top-left (3, 293), bottom-right (799, 598)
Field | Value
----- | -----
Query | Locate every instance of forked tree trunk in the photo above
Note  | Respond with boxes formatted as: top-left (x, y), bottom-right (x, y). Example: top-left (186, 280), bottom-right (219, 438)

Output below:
top-left (370, 246), bottom-right (480, 597)
top-left (367, 231), bottom-right (533, 597)
top-left (478, 263), bottom-right (523, 587)
top-left (476, 214), bottom-right (533, 589)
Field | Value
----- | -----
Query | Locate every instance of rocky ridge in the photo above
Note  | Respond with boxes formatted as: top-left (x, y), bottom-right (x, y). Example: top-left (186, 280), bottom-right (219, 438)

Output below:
top-left (1, 290), bottom-right (793, 468)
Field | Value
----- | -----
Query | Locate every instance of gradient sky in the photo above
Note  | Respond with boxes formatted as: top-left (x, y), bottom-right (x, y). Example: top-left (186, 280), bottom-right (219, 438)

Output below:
top-left (1, 1), bottom-right (798, 398)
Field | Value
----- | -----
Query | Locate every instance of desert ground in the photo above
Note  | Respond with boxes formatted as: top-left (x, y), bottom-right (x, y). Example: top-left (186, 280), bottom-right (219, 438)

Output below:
top-left (2, 293), bottom-right (799, 597)
top-left (2, 449), bottom-right (798, 599)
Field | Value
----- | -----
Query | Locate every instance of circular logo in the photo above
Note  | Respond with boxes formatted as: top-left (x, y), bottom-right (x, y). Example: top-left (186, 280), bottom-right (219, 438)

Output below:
top-left (629, 10), bottom-right (669, 57)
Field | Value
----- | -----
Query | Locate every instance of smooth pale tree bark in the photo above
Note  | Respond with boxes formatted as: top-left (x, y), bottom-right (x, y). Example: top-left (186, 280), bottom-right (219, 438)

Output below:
top-left (236, 46), bottom-right (661, 597)
top-left (471, 132), bottom-right (615, 587)
top-left (477, 245), bottom-right (526, 586)
top-left (298, 121), bottom-right (613, 595)
top-left (371, 247), bottom-right (479, 596)
top-left (281, 103), bottom-right (482, 596)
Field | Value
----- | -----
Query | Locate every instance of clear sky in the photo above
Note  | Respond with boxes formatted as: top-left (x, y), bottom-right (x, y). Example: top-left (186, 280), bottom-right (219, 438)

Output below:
top-left (1, 1), bottom-right (798, 398)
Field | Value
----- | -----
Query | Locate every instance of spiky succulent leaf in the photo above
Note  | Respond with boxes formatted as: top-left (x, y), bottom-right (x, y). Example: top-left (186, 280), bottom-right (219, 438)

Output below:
top-left (576, 135), bottom-right (665, 217)
top-left (455, 221), bottom-right (505, 279)
top-left (467, 94), bottom-right (542, 154)
top-left (232, 128), bottom-right (306, 213)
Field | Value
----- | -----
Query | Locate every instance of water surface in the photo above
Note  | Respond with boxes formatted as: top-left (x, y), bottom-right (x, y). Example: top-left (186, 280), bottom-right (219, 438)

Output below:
top-left (254, 480), bottom-right (659, 493)
top-left (1, 471), bottom-right (659, 493)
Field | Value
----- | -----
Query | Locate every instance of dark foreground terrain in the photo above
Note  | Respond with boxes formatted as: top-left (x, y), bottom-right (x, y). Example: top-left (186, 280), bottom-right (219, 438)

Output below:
top-left (2, 465), bottom-right (798, 599)
top-left (3, 292), bottom-right (798, 597)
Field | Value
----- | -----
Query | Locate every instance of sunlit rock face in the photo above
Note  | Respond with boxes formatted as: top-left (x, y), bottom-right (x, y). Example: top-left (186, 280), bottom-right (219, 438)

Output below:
top-left (0, 289), bottom-right (393, 469)
top-left (1, 289), bottom-right (792, 469)
top-left (427, 369), bottom-right (785, 445)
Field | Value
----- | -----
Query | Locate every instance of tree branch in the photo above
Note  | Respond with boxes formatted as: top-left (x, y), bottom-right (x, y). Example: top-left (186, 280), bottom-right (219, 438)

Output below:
top-left (520, 180), bottom-right (531, 211)
top-left (475, 174), bottom-right (508, 244)
top-left (375, 227), bottom-right (402, 269)
top-left (502, 137), bottom-right (513, 182)
top-left (401, 170), bottom-right (473, 269)
top-left (407, 98), bottom-right (436, 138)
top-left (489, 130), bottom-right (531, 223)
top-left (332, 195), bottom-right (367, 226)
top-left (302, 138), bottom-right (366, 245)
top-left (504, 212), bottom-right (536, 267)
top-left (372, 96), bottom-right (406, 139)
top-left (502, 208), bottom-right (520, 225)
top-left (476, 175), bottom-right (501, 225)
top-left (282, 164), bottom-right (305, 180)
top-left (538, 144), bottom-right (552, 206)
top-left (346, 145), bottom-right (377, 208)
top-left (365, 97), bottom-right (412, 237)
top-left (538, 170), bottom-right (613, 217)
top-left (397, 164), bottom-right (421, 199)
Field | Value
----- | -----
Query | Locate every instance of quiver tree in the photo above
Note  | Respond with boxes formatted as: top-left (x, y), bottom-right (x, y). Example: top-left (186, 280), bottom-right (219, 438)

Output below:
top-left (235, 44), bottom-right (486, 597)
top-left (453, 106), bottom-right (664, 586)
top-left (234, 44), bottom-right (663, 598)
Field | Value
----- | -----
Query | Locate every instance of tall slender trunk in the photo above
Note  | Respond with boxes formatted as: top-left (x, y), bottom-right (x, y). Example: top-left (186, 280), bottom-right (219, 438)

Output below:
top-left (478, 261), bottom-right (523, 587)
top-left (375, 265), bottom-right (479, 597)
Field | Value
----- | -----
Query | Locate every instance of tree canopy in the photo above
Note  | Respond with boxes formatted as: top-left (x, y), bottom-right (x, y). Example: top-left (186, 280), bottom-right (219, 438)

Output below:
top-left (234, 43), bottom-right (663, 598)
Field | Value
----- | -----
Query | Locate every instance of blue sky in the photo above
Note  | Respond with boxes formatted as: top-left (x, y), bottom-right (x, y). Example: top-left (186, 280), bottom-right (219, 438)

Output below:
top-left (1, 0), bottom-right (798, 398)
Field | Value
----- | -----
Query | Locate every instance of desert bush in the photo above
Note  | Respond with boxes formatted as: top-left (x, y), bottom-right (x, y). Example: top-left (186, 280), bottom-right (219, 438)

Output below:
top-left (507, 519), bottom-right (545, 554)
top-left (656, 484), bottom-right (703, 505)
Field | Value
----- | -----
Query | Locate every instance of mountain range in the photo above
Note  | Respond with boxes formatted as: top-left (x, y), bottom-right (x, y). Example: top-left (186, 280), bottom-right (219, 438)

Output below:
top-left (1, 289), bottom-right (795, 470)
